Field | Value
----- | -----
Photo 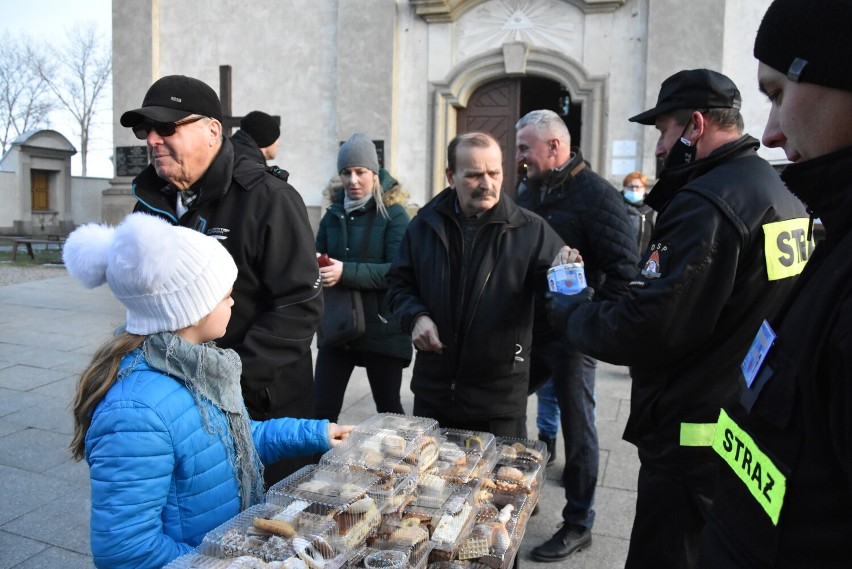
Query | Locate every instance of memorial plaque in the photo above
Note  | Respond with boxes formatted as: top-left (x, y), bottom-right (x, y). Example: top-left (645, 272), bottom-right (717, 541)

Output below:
top-left (115, 146), bottom-right (150, 177)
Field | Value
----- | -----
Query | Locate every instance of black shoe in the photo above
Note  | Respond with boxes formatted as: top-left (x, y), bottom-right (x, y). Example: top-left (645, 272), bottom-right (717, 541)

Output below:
top-left (539, 434), bottom-right (557, 465)
top-left (530, 525), bottom-right (591, 562)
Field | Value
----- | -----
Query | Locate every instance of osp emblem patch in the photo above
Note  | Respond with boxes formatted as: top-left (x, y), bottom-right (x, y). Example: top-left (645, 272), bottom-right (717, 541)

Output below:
top-left (641, 242), bottom-right (667, 278)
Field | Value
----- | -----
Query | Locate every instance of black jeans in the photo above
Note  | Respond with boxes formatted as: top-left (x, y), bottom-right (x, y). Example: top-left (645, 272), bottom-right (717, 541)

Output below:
top-left (314, 346), bottom-right (407, 423)
top-left (626, 460), bottom-right (717, 569)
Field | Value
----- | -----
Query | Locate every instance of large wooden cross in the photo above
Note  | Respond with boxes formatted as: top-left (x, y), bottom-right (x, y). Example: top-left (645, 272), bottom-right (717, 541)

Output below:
top-left (218, 65), bottom-right (280, 137)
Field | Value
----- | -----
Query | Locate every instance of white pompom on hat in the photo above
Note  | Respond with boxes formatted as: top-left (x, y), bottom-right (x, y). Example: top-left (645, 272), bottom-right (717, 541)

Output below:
top-left (63, 213), bottom-right (238, 335)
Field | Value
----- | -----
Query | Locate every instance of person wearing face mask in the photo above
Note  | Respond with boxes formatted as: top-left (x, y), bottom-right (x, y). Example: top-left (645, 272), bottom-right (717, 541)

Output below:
top-left (314, 133), bottom-right (412, 422)
top-left (542, 69), bottom-right (810, 568)
top-left (621, 171), bottom-right (656, 254)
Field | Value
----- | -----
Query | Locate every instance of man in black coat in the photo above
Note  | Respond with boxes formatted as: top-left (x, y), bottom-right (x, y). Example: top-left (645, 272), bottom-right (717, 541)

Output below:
top-left (515, 109), bottom-right (639, 562)
top-left (545, 70), bottom-right (809, 568)
top-left (700, 2), bottom-right (852, 566)
top-left (121, 75), bottom-right (322, 485)
top-left (387, 132), bottom-right (564, 438)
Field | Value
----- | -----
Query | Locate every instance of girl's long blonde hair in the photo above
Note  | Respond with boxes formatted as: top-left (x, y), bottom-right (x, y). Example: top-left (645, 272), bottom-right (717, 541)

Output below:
top-left (69, 332), bottom-right (145, 460)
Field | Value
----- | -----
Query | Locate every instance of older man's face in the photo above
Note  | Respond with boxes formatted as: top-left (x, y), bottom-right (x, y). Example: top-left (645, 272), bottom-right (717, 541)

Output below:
top-left (447, 141), bottom-right (503, 217)
top-left (146, 118), bottom-right (220, 190)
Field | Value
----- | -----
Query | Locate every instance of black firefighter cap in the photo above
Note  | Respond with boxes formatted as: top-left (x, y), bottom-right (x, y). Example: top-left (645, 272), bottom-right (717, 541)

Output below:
top-left (629, 69), bottom-right (742, 125)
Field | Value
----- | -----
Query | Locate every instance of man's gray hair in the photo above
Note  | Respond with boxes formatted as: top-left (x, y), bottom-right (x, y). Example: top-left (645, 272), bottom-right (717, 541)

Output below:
top-left (516, 110), bottom-right (571, 144)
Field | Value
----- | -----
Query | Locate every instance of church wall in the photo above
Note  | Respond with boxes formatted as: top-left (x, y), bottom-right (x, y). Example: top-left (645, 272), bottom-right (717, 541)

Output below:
top-left (388, 2), bottom-right (431, 207)
top-left (109, 0), bottom-right (778, 213)
top-left (0, 171), bottom-right (16, 232)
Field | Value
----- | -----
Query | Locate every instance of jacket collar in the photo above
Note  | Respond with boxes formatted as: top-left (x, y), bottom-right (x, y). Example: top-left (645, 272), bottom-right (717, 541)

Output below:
top-left (230, 129), bottom-right (266, 164)
top-left (646, 135), bottom-right (759, 211)
top-left (523, 149), bottom-right (586, 200)
top-left (781, 145), bottom-right (852, 240)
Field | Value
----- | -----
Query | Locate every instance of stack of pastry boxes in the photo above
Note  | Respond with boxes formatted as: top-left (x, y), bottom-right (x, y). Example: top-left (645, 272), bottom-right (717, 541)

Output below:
top-left (163, 413), bottom-right (547, 569)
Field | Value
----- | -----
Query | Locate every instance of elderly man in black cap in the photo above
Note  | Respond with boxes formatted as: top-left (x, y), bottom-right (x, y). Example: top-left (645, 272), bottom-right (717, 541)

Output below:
top-left (542, 68), bottom-right (809, 568)
top-left (121, 75), bottom-right (322, 485)
top-left (231, 110), bottom-right (283, 169)
top-left (699, 1), bottom-right (852, 567)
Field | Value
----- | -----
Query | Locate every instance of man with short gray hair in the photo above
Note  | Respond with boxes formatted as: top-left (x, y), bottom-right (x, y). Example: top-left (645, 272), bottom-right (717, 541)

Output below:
top-left (515, 109), bottom-right (638, 562)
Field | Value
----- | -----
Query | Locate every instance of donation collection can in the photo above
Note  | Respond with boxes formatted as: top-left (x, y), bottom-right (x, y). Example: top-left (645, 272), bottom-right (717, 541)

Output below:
top-left (547, 263), bottom-right (587, 295)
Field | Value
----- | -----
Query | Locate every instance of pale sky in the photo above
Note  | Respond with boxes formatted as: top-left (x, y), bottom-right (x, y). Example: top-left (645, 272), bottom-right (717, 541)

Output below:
top-left (0, 0), bottom-right (113, 178)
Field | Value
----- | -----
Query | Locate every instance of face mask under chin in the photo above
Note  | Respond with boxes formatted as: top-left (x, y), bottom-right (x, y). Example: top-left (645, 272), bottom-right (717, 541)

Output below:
top-left (664, 122), bottom-right (698, 170)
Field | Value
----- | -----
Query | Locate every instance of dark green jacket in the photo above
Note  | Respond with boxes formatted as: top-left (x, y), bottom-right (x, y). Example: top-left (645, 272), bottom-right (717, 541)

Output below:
top-left (316, 172), bottom-right (413, 362)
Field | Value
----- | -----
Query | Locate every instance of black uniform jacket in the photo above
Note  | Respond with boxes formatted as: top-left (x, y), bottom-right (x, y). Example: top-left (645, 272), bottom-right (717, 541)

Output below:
top-left (704, 145), bottom-right (852, 568)
top-left (567, 136), bottom-right (809, 465)
top-left (131, 138), bottom-right (322, 420)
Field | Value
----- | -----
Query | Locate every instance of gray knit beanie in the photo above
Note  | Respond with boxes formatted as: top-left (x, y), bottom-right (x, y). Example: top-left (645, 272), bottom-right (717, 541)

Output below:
top-left (754, 0), bottom-right (852, 92)
top-left (337, 133), bottom-right (379, 173)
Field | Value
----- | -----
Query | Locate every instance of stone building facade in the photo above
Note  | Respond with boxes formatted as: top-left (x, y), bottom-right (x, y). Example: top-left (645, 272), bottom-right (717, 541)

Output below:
top-left (108, 0), bottom-right (782, 226)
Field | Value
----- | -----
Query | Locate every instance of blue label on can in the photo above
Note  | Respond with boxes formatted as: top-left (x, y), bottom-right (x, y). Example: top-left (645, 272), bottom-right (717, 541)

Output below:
top-left (547, 264), bottom-right (586, 295)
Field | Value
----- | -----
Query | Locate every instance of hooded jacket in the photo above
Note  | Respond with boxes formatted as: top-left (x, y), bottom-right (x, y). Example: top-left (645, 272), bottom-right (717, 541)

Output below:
top-left (386, 188), bottom-right (564, 420)
top-left (316, 170), bottom-right (412, 361)
top-left (87, 349), bottom-right (330, 569)
top-left (131, 138), bottom-right (322, 420)
top-left (565, 135), bottom-right (809, 465)
top-left (703, 145), bottom-right (852, 568)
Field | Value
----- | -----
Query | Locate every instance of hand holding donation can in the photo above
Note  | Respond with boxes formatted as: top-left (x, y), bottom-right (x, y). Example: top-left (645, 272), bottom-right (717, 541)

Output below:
top-left (547, 263), bottom-right (587, 295)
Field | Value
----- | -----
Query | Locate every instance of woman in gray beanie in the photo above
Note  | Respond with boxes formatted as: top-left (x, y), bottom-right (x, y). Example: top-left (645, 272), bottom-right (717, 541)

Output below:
top-left (314, 133), bottom-right (413, 422)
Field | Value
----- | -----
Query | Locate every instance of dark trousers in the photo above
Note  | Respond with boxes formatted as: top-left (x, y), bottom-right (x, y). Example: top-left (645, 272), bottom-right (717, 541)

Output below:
top-left (241, 353), bottom-right (317, 488)
top-left (536, 339), bottom-right (598, 531)
top-left (625, 461), bottom-right (717, 569)
top-left (412, 398), bottom-right (527, 439)
top-left (314, 346), bottom-right (407, 423)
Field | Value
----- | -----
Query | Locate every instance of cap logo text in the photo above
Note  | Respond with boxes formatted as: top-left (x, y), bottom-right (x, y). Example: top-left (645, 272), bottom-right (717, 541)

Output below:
top-left (171, 96), bottom-right (182, 102)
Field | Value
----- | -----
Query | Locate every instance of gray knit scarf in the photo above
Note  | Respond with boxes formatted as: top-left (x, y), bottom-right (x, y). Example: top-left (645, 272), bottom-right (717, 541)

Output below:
top-left (142, 332), bottom-right (264, 510)
top-left (344, 192), bottom-right (373, 213)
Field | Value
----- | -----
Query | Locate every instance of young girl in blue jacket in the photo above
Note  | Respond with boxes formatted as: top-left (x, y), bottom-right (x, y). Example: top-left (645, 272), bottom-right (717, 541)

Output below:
top-left (63, 213), bottom-right (351, 569)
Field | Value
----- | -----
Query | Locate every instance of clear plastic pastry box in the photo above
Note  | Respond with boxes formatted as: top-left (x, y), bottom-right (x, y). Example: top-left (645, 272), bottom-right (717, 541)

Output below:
top-left (200, 503), bottom-right (345, 567)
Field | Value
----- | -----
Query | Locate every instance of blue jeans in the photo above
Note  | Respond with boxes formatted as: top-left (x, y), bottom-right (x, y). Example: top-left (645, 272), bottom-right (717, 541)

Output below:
top-left (534, 339), bottom-right (598, 530)
top-left (536, 378), bottom-right (560, 439)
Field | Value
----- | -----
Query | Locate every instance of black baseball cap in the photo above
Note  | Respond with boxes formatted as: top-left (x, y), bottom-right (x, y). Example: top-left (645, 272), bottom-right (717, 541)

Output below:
top-left (120, 75), bottom-right (223, 127)
top-left (629, 69), bottom-right (742, 125)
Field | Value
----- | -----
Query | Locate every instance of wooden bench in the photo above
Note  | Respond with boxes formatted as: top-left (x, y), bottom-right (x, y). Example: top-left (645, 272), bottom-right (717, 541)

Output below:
top-left (10, 237), bottom-right (65, 261)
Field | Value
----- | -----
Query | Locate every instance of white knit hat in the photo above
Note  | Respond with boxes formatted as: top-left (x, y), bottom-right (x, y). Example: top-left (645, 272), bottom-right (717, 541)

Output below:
top-left (63, 213), bottom-right (238, 335)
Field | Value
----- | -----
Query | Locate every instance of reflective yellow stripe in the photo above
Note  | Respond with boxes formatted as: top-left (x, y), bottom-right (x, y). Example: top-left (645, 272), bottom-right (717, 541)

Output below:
top-left (712, 408), bottom-right (787, 525)
top-left (679, 422), bottom-right (717, 446)
top-left (763, 218), bottom-right (811, 281)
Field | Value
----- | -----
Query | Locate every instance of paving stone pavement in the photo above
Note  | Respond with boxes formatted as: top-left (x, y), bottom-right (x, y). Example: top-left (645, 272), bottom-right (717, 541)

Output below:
top-left (0, 274), bottom-right (638, 568)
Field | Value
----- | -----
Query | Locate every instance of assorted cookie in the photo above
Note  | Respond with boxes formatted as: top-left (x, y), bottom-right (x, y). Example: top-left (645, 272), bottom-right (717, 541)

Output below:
top-left (166, 416), bottom-right (544, 569)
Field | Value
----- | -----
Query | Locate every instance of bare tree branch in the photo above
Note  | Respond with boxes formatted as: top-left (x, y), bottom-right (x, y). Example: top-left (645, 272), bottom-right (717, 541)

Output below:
top-left (30, 22), bottom-right (111, 176)
top-left (0, 33), bottom-right (53, 154)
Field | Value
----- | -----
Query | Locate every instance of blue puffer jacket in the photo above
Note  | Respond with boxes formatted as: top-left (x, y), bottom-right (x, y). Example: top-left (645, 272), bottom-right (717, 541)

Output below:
top-left (86, 349), bottom-right (331, 569)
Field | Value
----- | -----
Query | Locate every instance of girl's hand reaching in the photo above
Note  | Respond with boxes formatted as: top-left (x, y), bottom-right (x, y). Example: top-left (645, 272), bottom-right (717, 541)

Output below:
top-left (327, 423), bottom-right (354, 447)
